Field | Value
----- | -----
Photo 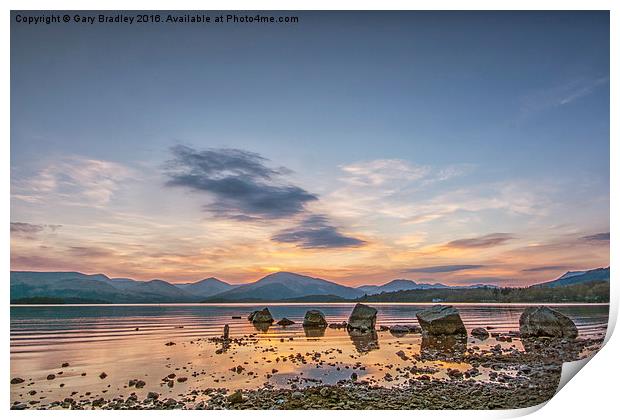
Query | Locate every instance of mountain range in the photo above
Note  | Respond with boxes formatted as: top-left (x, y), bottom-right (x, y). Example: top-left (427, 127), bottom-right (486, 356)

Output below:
top-left (531, 267), bottom-right (610, 288)
top-left (9, 267), bottom-right (610, 304)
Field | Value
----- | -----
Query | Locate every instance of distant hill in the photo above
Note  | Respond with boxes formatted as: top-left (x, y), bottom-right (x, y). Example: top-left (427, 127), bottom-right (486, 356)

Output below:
top-left (357, 279), bottom-right (498, 294)
top-left (206, 272), bottom-right (365, 301)
top-left (10, 271), bottom-right (224, 303)
top-left (11, 271), bottom-right (134, 304)
top-left (532, 267), bottom-right (610, 288)
top-left (10, 267), bottom-right (610, 304)
top-left (177, 277), bottom-right (234, 298)
top-left (358, 279), bottom-right (450, 294)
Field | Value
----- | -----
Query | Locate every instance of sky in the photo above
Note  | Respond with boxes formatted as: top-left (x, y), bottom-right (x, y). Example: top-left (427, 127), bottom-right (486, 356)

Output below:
top-left (10, 11), bottom-right (610, 287)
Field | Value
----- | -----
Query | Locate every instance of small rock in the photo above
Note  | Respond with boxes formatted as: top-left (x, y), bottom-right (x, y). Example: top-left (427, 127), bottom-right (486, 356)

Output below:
top-left (99, 372), bottom-right (108, 379)
top-left (227, 390), bottom-right (243, 404)
top-left (471, 327), bottom-right (490, 340)
top-left (10, 377), bottom-right (24, 384)
top-left (277, 318), bottom-right (295, 326)
top-left (389, 325), bottom-right (410, 335)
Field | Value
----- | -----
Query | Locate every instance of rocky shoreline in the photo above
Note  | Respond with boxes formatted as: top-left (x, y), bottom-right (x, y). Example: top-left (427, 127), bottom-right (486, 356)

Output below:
top-left (13, 374), bottom-right (561, 410)
top-left (10, 304), bottom-right (606, 410)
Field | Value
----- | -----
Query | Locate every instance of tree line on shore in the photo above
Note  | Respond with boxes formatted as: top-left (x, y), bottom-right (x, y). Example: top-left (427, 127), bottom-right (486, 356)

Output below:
top-left (358, 281), bottom-right (609, 303)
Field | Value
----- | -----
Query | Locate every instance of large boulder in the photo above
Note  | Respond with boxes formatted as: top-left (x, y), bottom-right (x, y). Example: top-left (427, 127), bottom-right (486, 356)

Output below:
top-left (347, 303), bottom-right (377, 332)
top-left (416, 305), bottom-right (466, 336)
top-left (303, 310), bottom-right (327, 328)
top-left (519, 306), bottom-right (578, 339)
top-left (248, 308), bottom-right (274, 324)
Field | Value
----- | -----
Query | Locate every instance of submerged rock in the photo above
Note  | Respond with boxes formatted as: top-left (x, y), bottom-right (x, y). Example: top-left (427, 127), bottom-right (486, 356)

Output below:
top-left (277, 318), bottom-right (295, 326)
top-left (303, 310), bottom-right (328, 328)
top-left (471, 327), bottom-right (490, 340)
top-left (347, 303), bottom-right (377, 332)
top-left (416, 305), bottom-right (467, 336)
top-left (519, 306), bottom-right (578, 339)
top-left (249, 308), bottom-right (274, 324)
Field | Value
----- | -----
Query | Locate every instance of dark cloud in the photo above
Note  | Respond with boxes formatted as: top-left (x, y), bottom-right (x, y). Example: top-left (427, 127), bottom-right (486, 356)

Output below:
top-left (446, 233), bottom-right (514, 248)
top-left (581, 232), bottom-right (610, 242)
top-left (522, 265), bottom-right (568, 272)
top-left (272, 214), bottom-right (366, 249)
top-left (11, 222), bottom-right (61, 237)
top-left (405, 264), bottom-right (485, 273)
top-left (165, 145), bottom-right (317, 220)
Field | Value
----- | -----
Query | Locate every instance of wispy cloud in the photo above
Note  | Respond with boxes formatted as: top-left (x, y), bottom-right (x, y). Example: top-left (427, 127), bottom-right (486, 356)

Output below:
top-left (272, 214), bottom-right (366, 249)
top-left (520, 77), bottom-right (609, 115)
top-left (67, 246), bottom-right (116, 259)
top-left (340, 159), bottom-right (430, 187)
top-left (446, 233), bottom-right (514, 249)
top-left (12, 156), bottom-right (134, 206)
top-left (165, 145), bottom-right (317, 220)
top-left (11, 222), bottom-right (61, 239)
top-left (405, 264), bottom-right (484, 273)
top-left (340, 159), bottom-right (472, 188)
top-left (522, 265), bottom-right (568, 272)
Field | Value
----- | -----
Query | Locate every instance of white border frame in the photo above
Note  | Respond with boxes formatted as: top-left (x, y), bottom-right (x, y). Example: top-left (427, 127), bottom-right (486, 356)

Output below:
top-left (2, 2), bottom-right (616, 419)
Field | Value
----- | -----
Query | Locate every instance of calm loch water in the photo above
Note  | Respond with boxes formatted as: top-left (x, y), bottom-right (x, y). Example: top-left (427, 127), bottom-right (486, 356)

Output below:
top-left (10, 303), bottom-right (609, 406)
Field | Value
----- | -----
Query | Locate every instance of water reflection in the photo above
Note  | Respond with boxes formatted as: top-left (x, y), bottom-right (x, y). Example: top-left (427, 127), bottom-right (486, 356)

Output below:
top-left (303, 326), bottom-right (326, 338)
top-left (348, 330), bottom-right (379, 353)
top-left (521, 337), bottom-right (582, 362)
top-left (253, 322), bottom-right (271, 333)
top-left (420, 334), bottom-right (467, 360)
